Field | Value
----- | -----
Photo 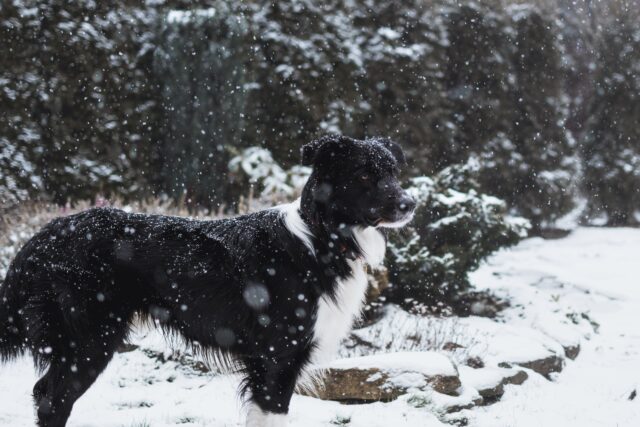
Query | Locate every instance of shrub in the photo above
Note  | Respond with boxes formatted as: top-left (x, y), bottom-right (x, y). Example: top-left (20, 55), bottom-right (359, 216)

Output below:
top-left (227, 147), bottom-right (311, 209)
top-left (385, 159), bottom-right (530, 310)
top-left (442, 3), bottom-right (578, 230)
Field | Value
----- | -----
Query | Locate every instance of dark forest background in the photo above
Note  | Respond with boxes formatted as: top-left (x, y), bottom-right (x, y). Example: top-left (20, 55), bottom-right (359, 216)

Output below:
top-left (1, 0), bottom-right (640, 312)
top-left (1, 0), bottom-right (639, 229)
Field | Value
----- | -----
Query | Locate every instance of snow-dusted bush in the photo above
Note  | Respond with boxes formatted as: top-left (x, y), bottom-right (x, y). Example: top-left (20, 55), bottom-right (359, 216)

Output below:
top-left (4, 0), bottom-right (638, 231)
top-left (0, 137), bottom-right (39, 209)
top-left (385, 159), bottom-right (530, 311)
top-left (228, 147), bottom-right (311, 204)
top-left (443, 3), bottom-right (579, 230)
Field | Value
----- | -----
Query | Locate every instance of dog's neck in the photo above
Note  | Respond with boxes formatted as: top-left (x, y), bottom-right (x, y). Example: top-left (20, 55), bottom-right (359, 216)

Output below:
top-left (299, 185), bottom-right (385, 267)
top-left (298, 210), bottom-right (352, 258)
top-left (299, 186), bottom-right (356, 255)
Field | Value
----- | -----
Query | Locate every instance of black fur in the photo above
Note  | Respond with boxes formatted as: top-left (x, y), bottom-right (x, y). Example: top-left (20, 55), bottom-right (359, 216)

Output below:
top-left (0, 135), bottom-right (414, 426)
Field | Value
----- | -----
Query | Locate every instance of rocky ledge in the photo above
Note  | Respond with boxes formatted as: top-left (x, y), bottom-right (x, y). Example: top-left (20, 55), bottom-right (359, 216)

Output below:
top-left (299, 347), bottom-right (578, 412)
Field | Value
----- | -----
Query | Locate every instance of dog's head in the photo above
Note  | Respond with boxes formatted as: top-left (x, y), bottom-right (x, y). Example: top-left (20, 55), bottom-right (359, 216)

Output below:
top-left (301, 135), bottom-right (416, 228)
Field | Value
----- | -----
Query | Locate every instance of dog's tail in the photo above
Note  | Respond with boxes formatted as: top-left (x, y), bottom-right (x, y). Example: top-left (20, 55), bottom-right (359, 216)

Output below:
top-left (0, 268), bottom-right (25, 362)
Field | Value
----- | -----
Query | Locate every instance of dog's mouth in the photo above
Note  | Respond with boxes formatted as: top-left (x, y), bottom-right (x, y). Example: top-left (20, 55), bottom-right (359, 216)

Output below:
top-left (377, 212), bottom-right (415, 228)
top-left (365, 212), bottom-right (414, 228)
top-left (365, 215), bottom-right (384, 227)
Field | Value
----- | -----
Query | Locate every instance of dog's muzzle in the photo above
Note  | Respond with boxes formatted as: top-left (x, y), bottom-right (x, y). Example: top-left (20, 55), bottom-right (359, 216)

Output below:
top-left (373, 194), bottom-right (417, 228)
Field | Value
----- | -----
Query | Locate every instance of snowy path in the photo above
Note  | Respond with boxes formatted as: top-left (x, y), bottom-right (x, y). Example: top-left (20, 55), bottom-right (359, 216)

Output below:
top-left (468, 228), bottom-right (640, 427)
top-left (1, 228), bottom-right (639, 426)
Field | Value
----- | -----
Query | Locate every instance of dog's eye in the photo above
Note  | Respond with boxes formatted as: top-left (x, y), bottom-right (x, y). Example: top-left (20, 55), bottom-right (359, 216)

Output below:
top-left (359, 173), bottom-right (370, 182)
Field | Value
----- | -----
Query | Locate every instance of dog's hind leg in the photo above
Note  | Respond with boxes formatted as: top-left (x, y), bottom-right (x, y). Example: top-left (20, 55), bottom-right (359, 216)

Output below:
top-left (32, 348), bottom-right (114, 427)
top-left (30, 313), bottom-right (129, 427)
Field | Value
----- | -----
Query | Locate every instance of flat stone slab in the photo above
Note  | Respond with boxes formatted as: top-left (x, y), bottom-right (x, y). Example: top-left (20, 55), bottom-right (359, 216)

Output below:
top-left (303, 351), bottom-right (461, 402)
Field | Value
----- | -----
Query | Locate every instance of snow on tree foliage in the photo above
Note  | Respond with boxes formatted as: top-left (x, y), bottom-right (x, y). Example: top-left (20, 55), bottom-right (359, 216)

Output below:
top-left (0, 0), bottom-right (636, 228)
top-left (228, 147), bottom-right (311, 201)
top-left (443, 3), bottom-right (578, 231)
top-left (1, 0), bottom-right (161, 206)
top-left (154, 3), bottom-right (251, 208)
top-left (385, 158), bottom-right (530, 310)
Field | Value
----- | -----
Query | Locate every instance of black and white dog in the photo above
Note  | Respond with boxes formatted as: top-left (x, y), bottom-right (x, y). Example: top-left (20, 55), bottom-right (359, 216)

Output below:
top-left (0, 135), bottom-right (415, 427)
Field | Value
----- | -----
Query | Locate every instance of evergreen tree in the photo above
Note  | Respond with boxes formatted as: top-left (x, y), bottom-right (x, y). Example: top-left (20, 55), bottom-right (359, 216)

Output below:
top-left (0, 1), bottom-right (163, 204)
top-left (443, 3), bottom-right (577, 231)
top-left (582, 11), bottom-right (640, 225)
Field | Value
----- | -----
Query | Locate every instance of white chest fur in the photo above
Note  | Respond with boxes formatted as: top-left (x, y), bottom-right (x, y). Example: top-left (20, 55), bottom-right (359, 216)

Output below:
top-left (276, 200), bottom-right (386, 365)
top-left (311, 226), bottom-right (385, 364)
top-left (311, 258), bottom-right (367, 364)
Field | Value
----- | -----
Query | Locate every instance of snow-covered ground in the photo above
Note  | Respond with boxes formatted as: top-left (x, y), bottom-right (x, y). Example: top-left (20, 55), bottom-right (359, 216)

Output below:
top-left (1, 227), bottom-right (639, 426)
top-left (467, 227), bottom-right (640, 427)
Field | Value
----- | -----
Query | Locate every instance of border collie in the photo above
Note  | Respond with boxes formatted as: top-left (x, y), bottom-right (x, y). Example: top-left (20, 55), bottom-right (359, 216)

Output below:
top-left (0, 135), bottom-right (415, 427)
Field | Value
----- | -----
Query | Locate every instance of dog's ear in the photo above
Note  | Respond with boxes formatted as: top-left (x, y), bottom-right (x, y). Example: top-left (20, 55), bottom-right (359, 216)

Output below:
top-left (301, 135), bottom-right (343, 166)
top-left (375, 137), bottom-right (407, 166)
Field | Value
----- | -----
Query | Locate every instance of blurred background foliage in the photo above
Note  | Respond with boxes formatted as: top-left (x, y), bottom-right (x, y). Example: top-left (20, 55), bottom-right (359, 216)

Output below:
top-left (1, 0), bottom-right (639, 309)
top-left (2, 0), bottom-right (639, 227)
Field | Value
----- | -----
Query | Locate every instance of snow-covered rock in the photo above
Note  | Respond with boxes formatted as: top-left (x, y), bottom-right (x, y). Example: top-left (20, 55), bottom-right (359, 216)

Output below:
top-left (305, 352), bottom-right (461, 402)
top-left (460, 366), bottom-right (528, 401)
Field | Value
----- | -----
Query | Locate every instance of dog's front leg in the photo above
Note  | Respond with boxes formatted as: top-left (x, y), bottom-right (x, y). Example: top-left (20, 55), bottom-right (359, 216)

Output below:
top-left (243, 350), bottom-right (309, 427)
top-left (245, 402), bottom-right (288, 427)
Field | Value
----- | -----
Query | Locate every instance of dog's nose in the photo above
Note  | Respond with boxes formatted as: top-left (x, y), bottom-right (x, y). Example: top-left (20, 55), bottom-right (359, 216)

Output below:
top-left (397, 195), bottom-right (416, 213)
